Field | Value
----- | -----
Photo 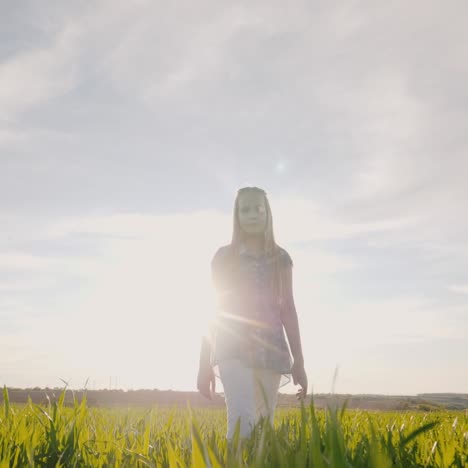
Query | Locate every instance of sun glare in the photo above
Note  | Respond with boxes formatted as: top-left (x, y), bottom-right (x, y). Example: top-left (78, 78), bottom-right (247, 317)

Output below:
top-left (65, 214), bottom-right (225, 389)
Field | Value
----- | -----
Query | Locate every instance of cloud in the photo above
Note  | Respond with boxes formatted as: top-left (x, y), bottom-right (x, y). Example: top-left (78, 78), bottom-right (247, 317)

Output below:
top-left (271, 196), bottom-right (420, 244)
top-left (45, 196), bottom-right (417, 244)
top-left (0, 252), bottom-right (61, 270)
top-left (448, 284), bottom-right (468, 295)
top-left (1, 1), bottom-right (467, 392)
top-left (0, 1), bottom-right (155, 119)
top-left (0, 127), bottom-right (73, 150)
top-left (0, 24), bottom-right (81, 120)
top-left (1, 1), bottom-right (467, 228)
top-left (0, 279), bottom-right (55, 292)
top-left (0, 251), bottom-right (101, 276)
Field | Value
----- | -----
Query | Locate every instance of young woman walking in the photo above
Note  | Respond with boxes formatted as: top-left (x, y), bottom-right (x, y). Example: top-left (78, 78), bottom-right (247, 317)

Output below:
top-left (197, 186), bottom-right (307, 440)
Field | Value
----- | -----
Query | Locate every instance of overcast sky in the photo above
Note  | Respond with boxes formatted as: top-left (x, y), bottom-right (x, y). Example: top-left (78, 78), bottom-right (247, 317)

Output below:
top-left (1, 1), bottom-right (467, 395)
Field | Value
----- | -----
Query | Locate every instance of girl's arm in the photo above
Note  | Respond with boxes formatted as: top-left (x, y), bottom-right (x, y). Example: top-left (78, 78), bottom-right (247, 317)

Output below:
top-left (199, 335), bottom-right (211, 369)
top-left (197, 334), bottom-right (215, 399)
top-left (280, 263), bottom-right (304, 366)
top-left (199, 247), bottom-right (225, 370)
top-left (280, 259), bottom-right (308, 398)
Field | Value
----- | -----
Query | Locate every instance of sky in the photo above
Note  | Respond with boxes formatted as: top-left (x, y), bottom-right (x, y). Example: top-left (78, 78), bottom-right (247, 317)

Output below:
top-left (1, 1), bottom-right (467, 395)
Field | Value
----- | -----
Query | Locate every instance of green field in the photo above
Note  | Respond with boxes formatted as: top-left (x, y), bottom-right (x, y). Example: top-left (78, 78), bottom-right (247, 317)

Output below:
top-left (1, 387), bottom-right (466, 467)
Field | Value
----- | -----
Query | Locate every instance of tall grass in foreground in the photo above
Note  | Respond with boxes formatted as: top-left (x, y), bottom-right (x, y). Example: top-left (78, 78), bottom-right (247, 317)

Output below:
top-left (1, 386), bottom-right (467, 467)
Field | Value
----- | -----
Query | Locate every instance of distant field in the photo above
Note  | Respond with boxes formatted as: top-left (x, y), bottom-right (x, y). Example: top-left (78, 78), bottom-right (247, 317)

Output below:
top-left (1, 387), bottom-right (467, 467)
top-left (4, 388), bottom-right (468, 411)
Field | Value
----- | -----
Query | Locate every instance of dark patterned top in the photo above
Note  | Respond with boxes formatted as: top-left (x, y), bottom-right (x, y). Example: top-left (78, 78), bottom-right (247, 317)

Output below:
top-left (209, 244), bottom-right (293, 379)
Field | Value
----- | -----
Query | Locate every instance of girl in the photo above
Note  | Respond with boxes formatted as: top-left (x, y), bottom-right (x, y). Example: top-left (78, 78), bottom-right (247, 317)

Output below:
top-left (197, 186), bottom-right (307, 440)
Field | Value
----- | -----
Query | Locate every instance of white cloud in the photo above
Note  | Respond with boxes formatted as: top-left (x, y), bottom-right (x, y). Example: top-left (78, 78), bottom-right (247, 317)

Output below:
top-left (1, 1), bottom-right (468, 393)
top-left (41, 196), bottom-right (420, 257)
top-left (448, 284), bottom-right (468, 295)
top-left (0, 1), bottom-right (157, 119)
top-left (0, 128), bottom-right (23, 147)
top-left (0, 252), bottom-right (100, 275)
top-left (0, 127), bottom-right (73, 150)
top-left (0, 24), bottom-right (81, 119)
top-left (0, 279), bottom-right (55, 292)
top-left (271, 196), bottom-right (419, 244)
top-left (0, 252), bottom-right (59, 270)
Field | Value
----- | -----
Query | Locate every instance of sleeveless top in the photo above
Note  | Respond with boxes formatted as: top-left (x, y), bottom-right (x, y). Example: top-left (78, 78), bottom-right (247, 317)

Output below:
top-left (209, 243), bottom-right (293, 388)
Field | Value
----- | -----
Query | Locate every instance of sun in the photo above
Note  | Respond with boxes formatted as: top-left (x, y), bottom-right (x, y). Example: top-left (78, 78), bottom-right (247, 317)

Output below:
top-left (66, 241), bottom-right (217, 389)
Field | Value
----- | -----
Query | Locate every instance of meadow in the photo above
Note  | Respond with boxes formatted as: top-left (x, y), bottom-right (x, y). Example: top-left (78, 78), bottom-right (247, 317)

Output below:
top-left (1, 387), bottom-right (466, 467)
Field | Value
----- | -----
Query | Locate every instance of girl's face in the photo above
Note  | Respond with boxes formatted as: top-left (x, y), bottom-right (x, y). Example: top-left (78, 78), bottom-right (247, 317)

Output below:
top-left (237, 191), bottom-right (267, 235)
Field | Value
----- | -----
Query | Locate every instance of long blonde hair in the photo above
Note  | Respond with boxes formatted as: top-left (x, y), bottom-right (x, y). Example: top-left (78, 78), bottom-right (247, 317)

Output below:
top-left (230, 186), bottom-right (288, 305)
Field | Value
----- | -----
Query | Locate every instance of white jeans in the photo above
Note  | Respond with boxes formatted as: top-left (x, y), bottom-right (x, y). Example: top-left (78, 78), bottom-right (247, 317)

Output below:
top-left (218, 359), bottom-right (281, 440)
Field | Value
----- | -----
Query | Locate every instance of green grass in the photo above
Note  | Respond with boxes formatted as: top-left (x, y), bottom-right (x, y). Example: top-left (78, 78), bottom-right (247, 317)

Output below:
top-left (1, 386), bottom-right (467, 467)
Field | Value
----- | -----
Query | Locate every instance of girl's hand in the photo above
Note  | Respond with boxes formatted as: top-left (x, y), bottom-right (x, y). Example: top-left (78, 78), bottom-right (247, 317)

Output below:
top-left (291, 361), bottom-right (308, 400)
top-left (197, 365), bottom-right (216, 400)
